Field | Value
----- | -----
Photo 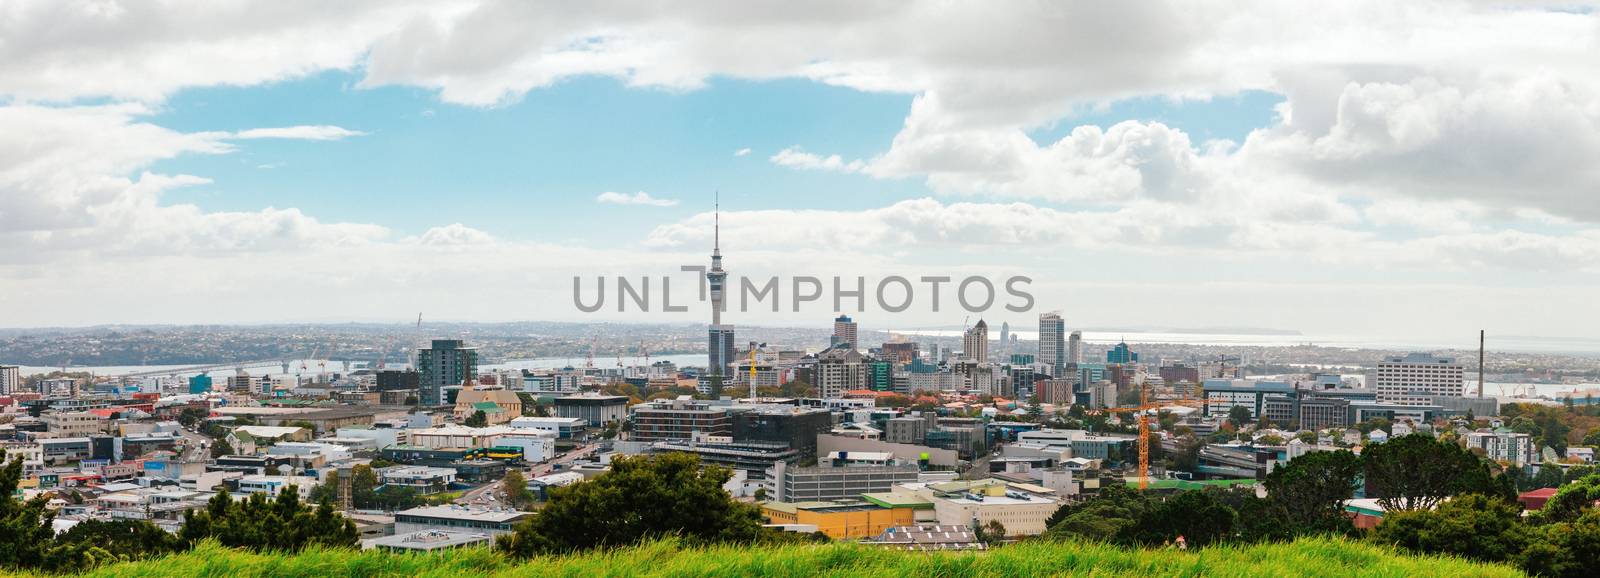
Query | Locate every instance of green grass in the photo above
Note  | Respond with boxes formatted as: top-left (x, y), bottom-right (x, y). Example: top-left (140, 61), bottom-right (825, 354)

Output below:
top-left (3, 536), bottom-right (1524, 578)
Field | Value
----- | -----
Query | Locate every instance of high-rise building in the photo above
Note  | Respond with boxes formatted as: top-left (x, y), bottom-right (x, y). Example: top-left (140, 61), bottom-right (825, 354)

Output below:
top-left (998, 322), bottom-right (1010, 354)
top-left (0, 365), bottom-right (20, 395)
top-left (417, 339), bottom-right (478, 406)
top-left (815, 346), bottom-right (866, 398)
top-left (188, 373), bottom-right (213, 394)
top-left (1106, 341), bottom-right (1138, 364)
top-left (1068, 331), bottom-right (1083, 365)
top-left (1373, 353), bottom-right (1464, 404)
top-left (1037, 313), bottom-right (1065, 377)
top-left (832, 315), bottom-right (858, 351)
top-left (962, 319), bottom-right (989, 362)
top-left (707, 202), bottom-right (735, 384)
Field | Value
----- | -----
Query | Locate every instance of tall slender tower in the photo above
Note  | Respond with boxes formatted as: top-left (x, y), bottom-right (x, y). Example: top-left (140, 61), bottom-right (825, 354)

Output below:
top-left (706, 197), bottom-right (735, 388)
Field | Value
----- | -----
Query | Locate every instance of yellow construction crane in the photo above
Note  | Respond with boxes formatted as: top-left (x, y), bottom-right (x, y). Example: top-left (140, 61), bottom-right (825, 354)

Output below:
top-left (1091, 381), bottom-right (1233, 490)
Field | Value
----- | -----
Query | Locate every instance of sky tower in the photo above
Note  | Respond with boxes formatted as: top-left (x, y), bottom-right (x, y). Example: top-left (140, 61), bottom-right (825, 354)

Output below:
top-left (706, 196), bottom-right (735, 387)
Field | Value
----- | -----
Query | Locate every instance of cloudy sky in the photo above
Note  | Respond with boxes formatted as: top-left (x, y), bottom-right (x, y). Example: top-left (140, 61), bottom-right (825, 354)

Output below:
top-left (2, 1), bottom-right (1599, 346)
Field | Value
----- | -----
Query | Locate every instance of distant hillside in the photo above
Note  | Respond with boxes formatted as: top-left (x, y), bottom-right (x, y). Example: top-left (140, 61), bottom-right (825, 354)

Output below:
top-left (5, 536), bottom-right (1522, 578)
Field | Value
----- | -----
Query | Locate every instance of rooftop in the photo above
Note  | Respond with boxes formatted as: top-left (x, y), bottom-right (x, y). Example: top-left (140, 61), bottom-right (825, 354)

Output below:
top-left (395, 505), bottom-right (531, 523)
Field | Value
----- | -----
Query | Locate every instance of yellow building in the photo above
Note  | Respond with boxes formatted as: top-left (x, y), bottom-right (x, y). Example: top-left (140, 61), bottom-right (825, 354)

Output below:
top-left (762, 501), bottom-right (917, 539)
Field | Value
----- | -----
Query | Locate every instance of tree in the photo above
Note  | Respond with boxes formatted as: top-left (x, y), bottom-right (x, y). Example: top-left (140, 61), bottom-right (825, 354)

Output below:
top-left (1227, 406), bottom-right (1252, 428)
top-left (0, 449), bottom-right (64, 569)
top-left (210, 438), bottom-right (234, 459)
top-left (1265, 449), bottom-right (1361, 532)
top-left (1540, 473), bottom-right (1600, 524)
top-left (1519, 510), bottom-right (1600, 578)
top-left (1362, 434), bottom-right (1495, 512)
top-left (975, 520), bottom-right (1007, 546)
top-left (54, 519), bottom-right (182, 563)
top-left (1044, 485), bottom-right (1149, 542)
top-left (495, 453), bottom-right (766, 556)
top-left (1532, 463), bottom-right (1566, 489)
top-left (1208, 487), bottom-right (1295, 543)
top-left (404, 394), bottom-right (418, 406)
top-left (180, 488), bottom-right (357, 552)
top-left (1370, 494), bottom-right (1529, 565)
top-left (464, 410), bottom-right (488, 428)
top-left (503, 469), bottom-right (532, 509)
top-left (1127, 489), bottom-right (1238, 548)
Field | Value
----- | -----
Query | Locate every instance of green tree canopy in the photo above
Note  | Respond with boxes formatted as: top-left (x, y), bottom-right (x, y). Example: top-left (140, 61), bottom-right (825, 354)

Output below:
top-left (1370, 494), bottom-right (1529, 564)
top-left (179, 488), bottom-right (357, 552)
top-left (1363, 434), bottom-right (1496, 512)
top-left (1265, 449), bottom-right (1361, 532)
top-left (495, 452), bottom-right (765, 556)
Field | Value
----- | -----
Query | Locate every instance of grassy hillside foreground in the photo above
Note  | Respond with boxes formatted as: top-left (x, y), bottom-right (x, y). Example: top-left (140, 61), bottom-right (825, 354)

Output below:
top-left (2, 536), bottom-right (1523, 578)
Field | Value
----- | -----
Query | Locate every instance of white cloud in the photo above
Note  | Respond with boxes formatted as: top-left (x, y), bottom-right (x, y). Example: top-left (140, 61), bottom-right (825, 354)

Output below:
top-left (596, 191), bottom-right (678, 207)
top-left (414, 223), bottom-right (495, 246)
top-left (769, 146), bottom-right (868, 173)
top-left (734, 147), bottom-right (751, 157)
top-left (231, 125), bottom-right (366, 141)
top-left (0, 105), bottom-right (386, 263)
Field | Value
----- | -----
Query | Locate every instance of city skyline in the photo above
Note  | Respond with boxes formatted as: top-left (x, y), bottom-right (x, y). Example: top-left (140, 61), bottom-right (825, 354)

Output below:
top-left (3, 2), bottom-right (1600, 346)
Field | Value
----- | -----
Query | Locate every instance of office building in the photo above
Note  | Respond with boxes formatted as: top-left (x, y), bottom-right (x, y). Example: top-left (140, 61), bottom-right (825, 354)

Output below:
top-left (815, 346), bottom-right (867, 399)
top-left (768, 461), bottom-right (921, 502)
top-left (552, 393), bottom-right (629, 426)
top-left (731, 405), bottom-right (834, 461)
top-left (375, 370), bottom-right (421, 392)
top-left (394, 505), bottom-right (532, 537)
top-left (1106, 341), bottom-right (1138, 364)
top-left (187, 374), bottom-right (213, 394)
top-left (833, 315), bottom-right (859, 351)
top-left (631, 398), bottom-right (733, 442)
top-left (1068, 331), bottom-right (1083, 365)
top-left (1373, 353), bottom-right (1464, 404)
top-left (762, 501), bottom-right (917, 539)
top-left (1038, 313), bottom-right (1065, 377)
top-left (0, 365), bottom-right (21, 394)
top-left (962, 320), bottom-right (989, 362)
top-left (417, 340), bottom-right (478, 406)
top-left (1036, 378), bottom-right (1074, 405)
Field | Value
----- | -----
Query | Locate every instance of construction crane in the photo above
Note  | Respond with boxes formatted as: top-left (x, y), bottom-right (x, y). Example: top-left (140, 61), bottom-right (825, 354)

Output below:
top-left (1089, 380), bottom-right (1233, 490)
top-left (749, 348), bottom-right (758, 400)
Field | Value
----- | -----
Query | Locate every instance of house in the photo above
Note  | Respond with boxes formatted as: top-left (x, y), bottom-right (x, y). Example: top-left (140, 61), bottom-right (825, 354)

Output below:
top-left (1519, 488), bottom-right (1560, 511)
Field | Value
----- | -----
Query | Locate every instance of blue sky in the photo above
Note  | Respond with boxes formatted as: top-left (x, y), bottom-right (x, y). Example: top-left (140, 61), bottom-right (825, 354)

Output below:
top-left (147, 72), bottom-right (1284, 244)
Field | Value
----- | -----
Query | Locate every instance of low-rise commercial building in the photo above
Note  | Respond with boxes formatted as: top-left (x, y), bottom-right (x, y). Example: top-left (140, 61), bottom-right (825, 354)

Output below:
top-left (394, 505), bottom-right (532, 536)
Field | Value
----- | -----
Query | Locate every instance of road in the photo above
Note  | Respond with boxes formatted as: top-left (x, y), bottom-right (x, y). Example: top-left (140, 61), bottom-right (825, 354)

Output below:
top-left (177, 427), bottom-right (212, 462)
top-left (454, 442), bottom-right (601, 507)
top-left (528, 442), bottom-right (600, 478)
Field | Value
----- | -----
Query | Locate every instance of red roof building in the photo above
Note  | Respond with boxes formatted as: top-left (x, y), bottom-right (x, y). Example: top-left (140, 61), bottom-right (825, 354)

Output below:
top-left (1519, 487), bottom-right (1560, 511)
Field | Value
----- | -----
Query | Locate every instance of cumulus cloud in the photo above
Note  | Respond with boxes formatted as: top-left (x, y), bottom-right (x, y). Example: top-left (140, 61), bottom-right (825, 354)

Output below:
top-left (769, 146), bottom-right (868, 173)
top-left (596, 191), bottom-right (678, 207)
top-left (734, 148), bottom-right (751, 157)
top-left (0, 105), bottom-right (386, 264)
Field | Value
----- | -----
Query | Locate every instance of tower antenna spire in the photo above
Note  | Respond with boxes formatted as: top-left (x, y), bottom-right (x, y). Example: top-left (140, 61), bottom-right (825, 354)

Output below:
top-left (714, 190), bottom-right (720, 253)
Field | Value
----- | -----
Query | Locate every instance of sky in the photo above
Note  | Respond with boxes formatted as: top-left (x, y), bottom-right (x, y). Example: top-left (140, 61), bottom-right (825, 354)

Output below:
top-left (2, 1), bottom-right (1600, 347)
